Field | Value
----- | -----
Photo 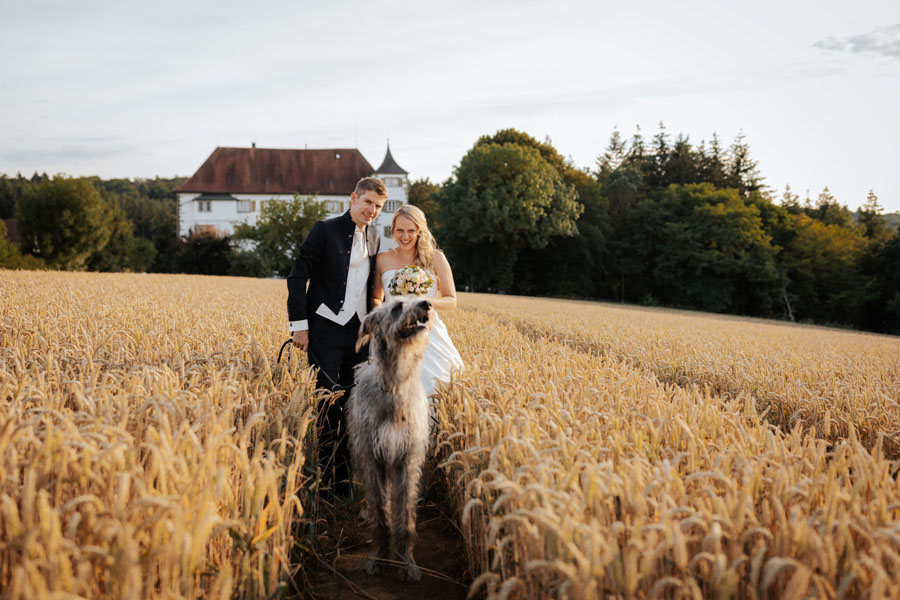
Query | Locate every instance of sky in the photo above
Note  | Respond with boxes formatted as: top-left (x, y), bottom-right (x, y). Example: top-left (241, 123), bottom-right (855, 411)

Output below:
top-left (1, 0), bottom-right (898, 212)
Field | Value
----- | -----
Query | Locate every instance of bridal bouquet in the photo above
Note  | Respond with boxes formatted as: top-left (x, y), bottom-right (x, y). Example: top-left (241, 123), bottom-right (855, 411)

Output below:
top-left (388, 265), bottom-right (434, 297)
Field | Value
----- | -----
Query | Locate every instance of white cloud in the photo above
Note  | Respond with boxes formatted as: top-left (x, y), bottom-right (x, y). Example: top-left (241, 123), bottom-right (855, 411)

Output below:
top-left (814, 24), bottom-right (900, 61)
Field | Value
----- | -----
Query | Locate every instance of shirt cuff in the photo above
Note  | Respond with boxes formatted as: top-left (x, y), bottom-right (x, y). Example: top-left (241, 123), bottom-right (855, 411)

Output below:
top-left (289, 320), bottom-right (308, 332)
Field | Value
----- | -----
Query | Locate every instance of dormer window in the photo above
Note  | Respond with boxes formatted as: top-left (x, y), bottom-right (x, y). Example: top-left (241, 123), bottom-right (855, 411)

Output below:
top-left (335, 152), bottom-right (341, 159)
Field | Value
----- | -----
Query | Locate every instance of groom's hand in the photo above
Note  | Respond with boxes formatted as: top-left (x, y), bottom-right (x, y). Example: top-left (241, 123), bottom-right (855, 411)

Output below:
top-left (292, 330), bottom-right (309, 352)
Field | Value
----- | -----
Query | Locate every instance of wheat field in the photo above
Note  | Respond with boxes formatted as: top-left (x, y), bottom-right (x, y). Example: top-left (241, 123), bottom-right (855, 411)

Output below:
top-left (1, 271), bottom-right (319, 599)
top-left (438, 295), bottom-right (900, 599)
top-left (2, 272), bottom-right (900, 599)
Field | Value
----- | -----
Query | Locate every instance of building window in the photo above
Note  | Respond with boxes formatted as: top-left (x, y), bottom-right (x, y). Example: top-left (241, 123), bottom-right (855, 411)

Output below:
top-left (384, 226), bottom-right (392, 238)
top-left (198, 200), bottom-right (212, 212)
top-left (383, 200), bottom-right (402, 213)
top-left (386, 177), bottom-right (403, 187)
top-left (325, 200), bottom-right (343, 213)
top-left (237, 200), bottom-right (255, 213)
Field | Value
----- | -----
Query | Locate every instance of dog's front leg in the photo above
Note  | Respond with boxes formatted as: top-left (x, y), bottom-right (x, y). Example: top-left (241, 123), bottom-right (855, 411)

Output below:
top-left (363, 458), bottom-right (390, 576)
top-left (389, 456), bottom-right (422, 582)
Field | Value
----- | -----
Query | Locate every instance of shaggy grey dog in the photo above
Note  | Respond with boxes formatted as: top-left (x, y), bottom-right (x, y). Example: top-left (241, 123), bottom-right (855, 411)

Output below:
top-left (347, 296), bottom-right (434, 582)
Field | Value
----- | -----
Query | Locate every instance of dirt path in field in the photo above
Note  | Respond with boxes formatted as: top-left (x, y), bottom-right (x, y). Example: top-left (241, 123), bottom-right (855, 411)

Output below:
top-left (299, 496), bottom-right (470, 600)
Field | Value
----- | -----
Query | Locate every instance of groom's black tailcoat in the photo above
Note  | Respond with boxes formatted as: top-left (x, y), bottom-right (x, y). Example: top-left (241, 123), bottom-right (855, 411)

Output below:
top-left (287, 211), bottom-right (380, 329)
top-left (287, 210), bottom-right (380, 492)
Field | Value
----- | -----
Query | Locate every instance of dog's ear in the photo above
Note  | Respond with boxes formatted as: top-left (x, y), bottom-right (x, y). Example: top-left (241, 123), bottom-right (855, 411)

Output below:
top-left (356, 310), bottom-right (381, 352)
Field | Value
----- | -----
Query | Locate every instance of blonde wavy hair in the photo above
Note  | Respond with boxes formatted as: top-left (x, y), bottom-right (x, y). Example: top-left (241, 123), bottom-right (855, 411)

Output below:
top-left (392, 204), bottom-right (438, 273)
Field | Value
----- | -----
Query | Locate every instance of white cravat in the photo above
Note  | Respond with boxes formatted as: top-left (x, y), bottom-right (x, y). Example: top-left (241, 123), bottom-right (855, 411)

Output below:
top-left (315, 226), bottom-right (369, 325)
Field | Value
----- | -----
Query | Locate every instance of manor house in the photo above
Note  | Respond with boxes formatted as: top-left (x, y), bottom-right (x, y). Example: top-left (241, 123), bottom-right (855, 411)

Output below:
top-left (176, 144), bottom-right (408, 245)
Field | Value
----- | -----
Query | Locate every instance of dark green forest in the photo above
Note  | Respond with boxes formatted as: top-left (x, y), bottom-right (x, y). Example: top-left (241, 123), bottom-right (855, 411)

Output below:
top-left (428, 128), bottom-right (900, 334)
top-left (1, 173), bottom-right (186, 273)
top-left (2, 125), bottom-right (898, 334)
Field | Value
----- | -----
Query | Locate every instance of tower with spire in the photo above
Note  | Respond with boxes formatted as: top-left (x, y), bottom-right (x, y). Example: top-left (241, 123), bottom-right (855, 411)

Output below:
top-left (372, 141), bottom-right (408, 206)
top-left (370, 141), bottom-right (409, 249)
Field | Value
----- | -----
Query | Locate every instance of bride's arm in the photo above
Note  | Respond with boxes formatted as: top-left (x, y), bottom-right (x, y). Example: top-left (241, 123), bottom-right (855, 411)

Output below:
top-left (429, 250), bottom-right (457, 311)
top-left (371, 253), bottom-right (386, 307)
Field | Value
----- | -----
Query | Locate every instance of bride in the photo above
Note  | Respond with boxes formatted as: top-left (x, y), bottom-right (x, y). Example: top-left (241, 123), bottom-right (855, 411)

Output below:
top-left (372, 204), bottom-right (464, 420)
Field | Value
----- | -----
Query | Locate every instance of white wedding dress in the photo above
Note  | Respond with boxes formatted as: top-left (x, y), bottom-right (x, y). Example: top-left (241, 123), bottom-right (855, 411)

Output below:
top-left (381, 269), bottom-right (464, 402)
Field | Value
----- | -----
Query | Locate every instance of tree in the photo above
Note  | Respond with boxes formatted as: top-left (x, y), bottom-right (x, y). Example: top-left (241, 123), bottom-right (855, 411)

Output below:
top-left (597, 127), bottom-right (627, 180)
top-left (601, 166), bottom-right (646, 301)
top-left (514, 168), bottom-right (606, 298)
top-left (647, 184), bottom-right (779, 314)
top-left (408, 178), bottom-right (441, 224)
top-left (778, 213), bottom-right (868, 325)
top-left (725, 131), bottom-right (763, 194)
top-left (858, 189), bottom-right (890, 241)
top-left (87, 201), bottom-right (156, 272)
top-left (810, 187), bottom-right (853, 227)
top-left (229, 249), bottom-right (271, 278)
top-left (471, 129), bottom-right (609, 296)
top-left (16, 177), bottom-right (112, 269)
top-left (697, 133), bottom-right (728, 189)
top-left (150, 210), bottom-right (179, 273)
top-left (0, 220), bottom-right (44, 269)
top-left (780, 184), bottom-right (803, 214)
top-left (643, 122), bottom-right (670, 189)
top-left (127, 237), bottom-right (158, 272)
top-left (665, 134), bottom-right (699, 185)
top-left (625, 125), bottom-right (646, 166)
top-left (436, 138), bottom-right (582, 291)
top-left (0, 176), bottom-right (18, 219)
top-left (172, 232), bottom-right (233, 275)
top-left (474, 129), bottom-right (568, 173)
top-left (857, 230), bottom-right (900, 333)
top-left (93, 176), bottom-right (183, 241)
top-left (741, 191), bottom-right (799, 319)
top-left (231, 194), bottom-right (326, 277)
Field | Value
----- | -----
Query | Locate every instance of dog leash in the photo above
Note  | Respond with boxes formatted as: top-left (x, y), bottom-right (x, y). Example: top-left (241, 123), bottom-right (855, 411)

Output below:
top-left (274, 338), bottom-right (353, 391)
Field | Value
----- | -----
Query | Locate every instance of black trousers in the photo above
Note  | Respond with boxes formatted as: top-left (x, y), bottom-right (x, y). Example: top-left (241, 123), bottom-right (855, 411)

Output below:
top-left (307, 314), bottom-right (367, 493)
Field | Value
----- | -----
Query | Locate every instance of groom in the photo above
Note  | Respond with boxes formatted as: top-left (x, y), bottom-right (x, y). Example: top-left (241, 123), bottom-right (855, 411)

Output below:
top-left (287, 176), bottom-right (387, 493)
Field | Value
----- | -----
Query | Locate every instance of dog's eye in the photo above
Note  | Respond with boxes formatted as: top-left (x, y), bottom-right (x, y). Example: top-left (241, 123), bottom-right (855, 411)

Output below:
top-left (391, 303), bottom-right (403, 317)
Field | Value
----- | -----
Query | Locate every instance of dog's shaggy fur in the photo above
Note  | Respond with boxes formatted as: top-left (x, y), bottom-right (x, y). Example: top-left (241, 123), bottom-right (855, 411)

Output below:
top-left (347, 297), bottom-right (434, 582)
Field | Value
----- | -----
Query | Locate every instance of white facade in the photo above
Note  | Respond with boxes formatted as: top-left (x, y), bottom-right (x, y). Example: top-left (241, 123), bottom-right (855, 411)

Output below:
top-left (178, 192), bottom-right (350, 238)
top-left (177, 180), bottom-right (408, 246)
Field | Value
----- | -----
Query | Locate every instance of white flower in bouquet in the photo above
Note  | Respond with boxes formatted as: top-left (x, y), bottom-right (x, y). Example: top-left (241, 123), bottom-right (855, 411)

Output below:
top-left (388, 265), bottom-right (434, 297)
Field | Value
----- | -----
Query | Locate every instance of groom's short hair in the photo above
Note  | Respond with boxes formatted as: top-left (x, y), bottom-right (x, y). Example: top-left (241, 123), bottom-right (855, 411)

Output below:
top-left (354, 177), bottom-right (388, 198)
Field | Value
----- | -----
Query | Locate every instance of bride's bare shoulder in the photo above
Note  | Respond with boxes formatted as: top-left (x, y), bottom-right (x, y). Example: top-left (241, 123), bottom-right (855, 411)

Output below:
top-left (432, 249), bottom-right (450, 267)
top-left (376, 249), bottom-right (401, 270)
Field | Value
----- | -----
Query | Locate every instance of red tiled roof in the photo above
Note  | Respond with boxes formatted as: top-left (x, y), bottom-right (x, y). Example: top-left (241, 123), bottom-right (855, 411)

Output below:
top-left (174, 147), bottom-right (375, 195)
